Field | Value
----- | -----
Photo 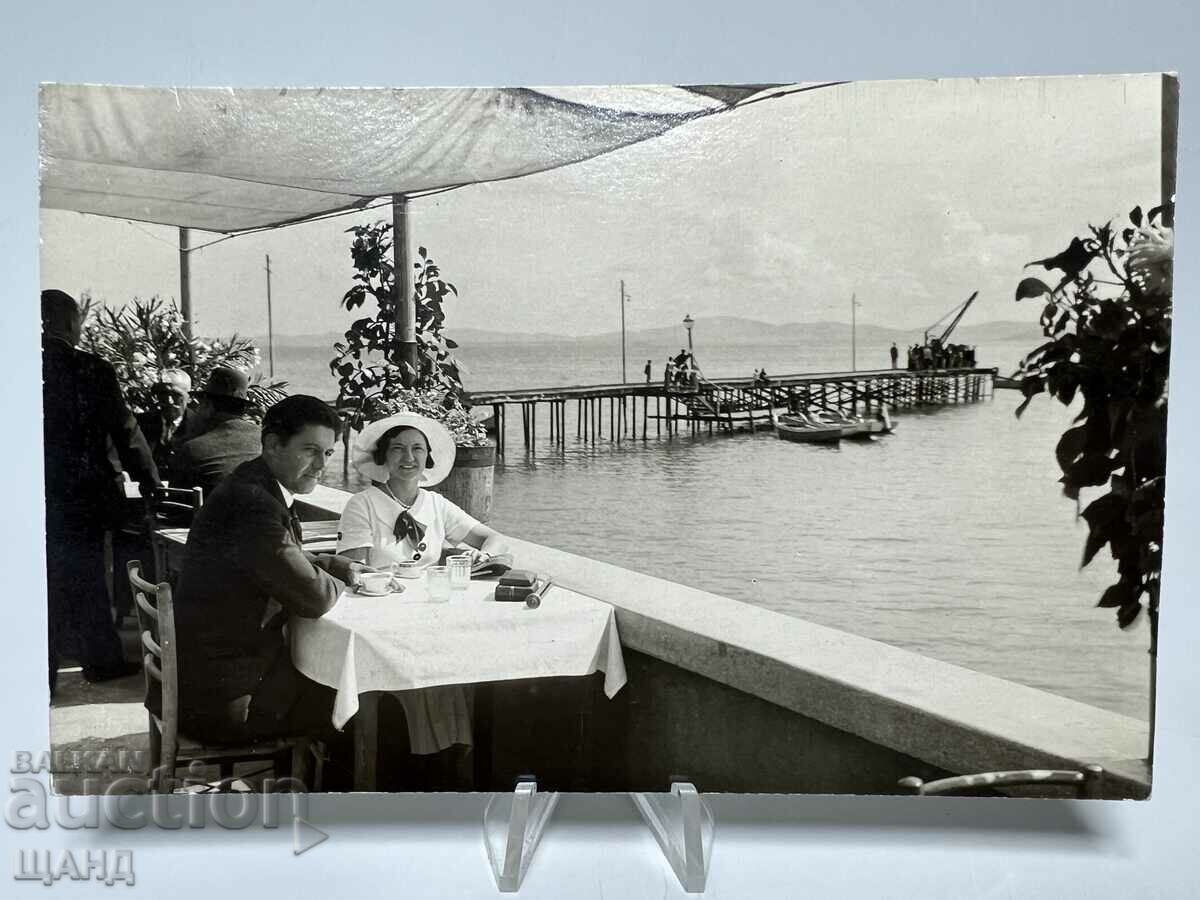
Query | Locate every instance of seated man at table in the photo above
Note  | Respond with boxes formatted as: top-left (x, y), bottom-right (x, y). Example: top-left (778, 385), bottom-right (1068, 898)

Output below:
top-left (135, 368), bottom-right (195, 479)
top-left (167, 394), bottom-right (368, 743)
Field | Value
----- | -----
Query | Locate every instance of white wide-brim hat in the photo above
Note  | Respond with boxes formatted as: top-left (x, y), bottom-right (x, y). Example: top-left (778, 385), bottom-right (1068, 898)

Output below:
top-left (351, 413), bottom-right (457, 486)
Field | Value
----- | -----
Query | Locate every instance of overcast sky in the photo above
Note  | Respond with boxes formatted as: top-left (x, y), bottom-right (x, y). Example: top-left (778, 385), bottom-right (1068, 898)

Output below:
top-left (40, 74), bottom-right (1163, 338)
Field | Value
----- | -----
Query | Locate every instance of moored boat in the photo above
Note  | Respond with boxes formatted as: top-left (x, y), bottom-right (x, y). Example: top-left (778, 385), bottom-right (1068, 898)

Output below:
top-left (776, 414), bottom-right (842, 444)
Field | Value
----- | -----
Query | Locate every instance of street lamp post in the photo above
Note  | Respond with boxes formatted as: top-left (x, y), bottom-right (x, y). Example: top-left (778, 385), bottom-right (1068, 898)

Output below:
top-left (683, 313), bottom-right (694, 352)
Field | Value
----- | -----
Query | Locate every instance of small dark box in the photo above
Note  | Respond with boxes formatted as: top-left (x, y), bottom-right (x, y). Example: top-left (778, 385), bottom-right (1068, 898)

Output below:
top-left (495, 570), bottom-right (539, 603)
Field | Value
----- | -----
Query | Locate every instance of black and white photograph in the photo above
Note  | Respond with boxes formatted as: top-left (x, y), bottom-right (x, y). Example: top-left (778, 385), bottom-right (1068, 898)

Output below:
top-left (39, 74), bottom-right (1175, 801)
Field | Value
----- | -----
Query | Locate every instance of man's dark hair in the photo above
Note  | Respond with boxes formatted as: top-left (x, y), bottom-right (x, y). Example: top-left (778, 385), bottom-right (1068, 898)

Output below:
top-left (261, 395), bottom-right (340, 442)
top-left (41, 289), bottom-right (81, 338)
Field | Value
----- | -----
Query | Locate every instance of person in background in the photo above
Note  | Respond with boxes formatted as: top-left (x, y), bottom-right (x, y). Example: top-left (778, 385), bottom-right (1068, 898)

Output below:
top-left (643, 359), bottom-right (652, 383)
top-left (136, 369), bottom-right (194, 479)
top-left (42, 289), bottom-right (160, 693)
top-left (890, 342), bottom-right (899, 369)
top-left (664, 359), bottom-right (676, 389)
top-left (173, 366), bottom-right (261, 499)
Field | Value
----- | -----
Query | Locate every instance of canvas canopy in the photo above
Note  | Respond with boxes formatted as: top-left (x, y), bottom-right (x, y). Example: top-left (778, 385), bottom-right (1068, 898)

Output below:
top-left (40, 84), bottom-right (786, 234)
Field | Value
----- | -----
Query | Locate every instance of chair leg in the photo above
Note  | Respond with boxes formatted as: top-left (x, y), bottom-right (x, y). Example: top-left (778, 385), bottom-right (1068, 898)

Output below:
top-left (219, 760), bottom-right (235, 788)
top-left (312, 742), bottom-right (326, 793)
top-left (147, 713), bottom-right (176, 793)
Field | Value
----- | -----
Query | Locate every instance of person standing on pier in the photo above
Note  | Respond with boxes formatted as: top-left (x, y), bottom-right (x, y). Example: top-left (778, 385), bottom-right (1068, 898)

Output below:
top-left (890, 343), bottom-right (899, 369)
top-left (644, 359), bottom-right (653, 383)
top-left (664, 359), bottom-right (676, 389)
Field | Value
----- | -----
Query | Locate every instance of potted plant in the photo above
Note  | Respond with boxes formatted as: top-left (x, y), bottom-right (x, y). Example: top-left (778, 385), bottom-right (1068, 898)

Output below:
top-left (329, 222), bottom-right (497, 520)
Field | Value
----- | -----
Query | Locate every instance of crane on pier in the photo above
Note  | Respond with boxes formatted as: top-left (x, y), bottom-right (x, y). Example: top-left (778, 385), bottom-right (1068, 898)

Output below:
top-left (924, 291), bottom-right (980, 346)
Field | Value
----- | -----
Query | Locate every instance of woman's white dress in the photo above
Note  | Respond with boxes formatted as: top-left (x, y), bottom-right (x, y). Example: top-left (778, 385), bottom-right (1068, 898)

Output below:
top-left (336, 485), bottom-right (482, 754)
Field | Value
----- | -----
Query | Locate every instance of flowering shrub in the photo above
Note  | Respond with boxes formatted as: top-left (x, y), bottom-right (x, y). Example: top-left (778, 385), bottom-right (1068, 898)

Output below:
top-left (78, 294), bottom-right (287, 421)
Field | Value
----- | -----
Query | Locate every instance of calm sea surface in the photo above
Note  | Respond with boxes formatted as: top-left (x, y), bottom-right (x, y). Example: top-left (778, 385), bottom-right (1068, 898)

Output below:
top-left (273, 334), bottom-right (1149, 721)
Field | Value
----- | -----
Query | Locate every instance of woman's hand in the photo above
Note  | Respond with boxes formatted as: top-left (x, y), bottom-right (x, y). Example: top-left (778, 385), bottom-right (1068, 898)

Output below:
top-left (462, 548), bottom-right (490, 566)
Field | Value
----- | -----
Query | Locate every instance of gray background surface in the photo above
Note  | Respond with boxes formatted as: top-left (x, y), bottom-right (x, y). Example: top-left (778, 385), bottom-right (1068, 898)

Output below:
top-left (2, 2), bottom-right (1197, 896)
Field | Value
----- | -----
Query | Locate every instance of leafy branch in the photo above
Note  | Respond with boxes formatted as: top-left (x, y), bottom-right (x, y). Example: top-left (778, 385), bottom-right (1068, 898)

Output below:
top-left (1014, 204), bottom-right (1172, 631)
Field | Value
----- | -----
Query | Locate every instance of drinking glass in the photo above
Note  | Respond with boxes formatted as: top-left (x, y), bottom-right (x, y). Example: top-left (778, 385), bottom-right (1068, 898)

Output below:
top-left (426, 565), bottom-right (451, 603)
top-left (448, 554), bottom-right (472, 592)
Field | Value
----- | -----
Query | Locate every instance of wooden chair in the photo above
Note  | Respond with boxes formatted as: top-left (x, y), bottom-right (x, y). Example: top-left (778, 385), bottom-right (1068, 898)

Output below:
top-left (127, 560), bottom-right (321, 794)
top-left (899, 764), bottom-right (1106, 798)
top-left (146, 485), bottom-right (203, 528)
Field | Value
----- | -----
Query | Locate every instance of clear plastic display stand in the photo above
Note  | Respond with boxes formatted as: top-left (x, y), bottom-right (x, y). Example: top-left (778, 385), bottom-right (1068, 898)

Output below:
top-left (482, 776), bottom-right (560, 892)
top-left (630, 781), bottom-right (714, 893)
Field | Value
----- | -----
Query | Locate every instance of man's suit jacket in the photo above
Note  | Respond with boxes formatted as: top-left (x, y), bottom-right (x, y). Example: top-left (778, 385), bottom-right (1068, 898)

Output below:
top-left (42, 337), bottom-right (159, 530)
top-left (174, 416), bottom-right (262, 499)
top-left (172, 456), bottom-right (352, 733)
top-left (136, 408), bottom-right (195, 479)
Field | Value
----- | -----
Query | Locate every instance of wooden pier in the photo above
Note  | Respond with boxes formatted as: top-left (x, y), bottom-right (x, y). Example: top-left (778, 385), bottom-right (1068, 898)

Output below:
top-left (469, 367), bottom-right (998, 455)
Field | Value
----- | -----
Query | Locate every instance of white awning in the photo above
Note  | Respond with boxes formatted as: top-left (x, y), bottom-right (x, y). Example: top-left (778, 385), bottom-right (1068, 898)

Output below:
top-left (40, 84), bottom-right (774, 234)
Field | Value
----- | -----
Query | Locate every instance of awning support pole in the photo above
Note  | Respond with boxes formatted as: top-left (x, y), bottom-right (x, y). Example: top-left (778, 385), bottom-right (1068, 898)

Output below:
top-left (179, 227), bottom-right (192, 339)
top-left (393, 194), bottom-right (417, 386)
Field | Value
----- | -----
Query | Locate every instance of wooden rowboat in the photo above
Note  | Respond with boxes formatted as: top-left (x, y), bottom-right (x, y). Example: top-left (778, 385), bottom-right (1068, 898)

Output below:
top-left (776, 415), bottom-right (842, 444)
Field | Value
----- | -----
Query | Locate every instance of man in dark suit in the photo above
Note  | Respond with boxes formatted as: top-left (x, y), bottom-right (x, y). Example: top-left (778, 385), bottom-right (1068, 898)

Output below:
top-left (170, 395), bottom-right (367, 741)
top-left (41, 289), bottom-right (160, 692)
top-left (173, 366), bottom-right (261, 498)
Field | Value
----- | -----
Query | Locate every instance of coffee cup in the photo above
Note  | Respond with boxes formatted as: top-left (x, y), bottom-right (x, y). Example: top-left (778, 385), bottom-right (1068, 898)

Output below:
top-left (359, 572), bottom-right (393, 594)
top-left (393, 561), bottom-right (423, 579)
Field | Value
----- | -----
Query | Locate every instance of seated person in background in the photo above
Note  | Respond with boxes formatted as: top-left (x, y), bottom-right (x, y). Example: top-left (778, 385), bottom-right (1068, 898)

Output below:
top-left (173, 366), bottom-right (262, 498)
top-left (337, 412), bottom-right (510, 569)
top-left (136, 368), bottom-right (195, 479)
top-left (170, 395), bottom-right (368, 742)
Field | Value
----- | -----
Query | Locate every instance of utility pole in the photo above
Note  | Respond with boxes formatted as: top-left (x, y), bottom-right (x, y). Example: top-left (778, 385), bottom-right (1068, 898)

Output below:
top-left (850, 292), bottom-right (859, 371)
top-left (265, 254), bottom-right (275, 378)
top-left (619, 279), bottom-right (629, 383)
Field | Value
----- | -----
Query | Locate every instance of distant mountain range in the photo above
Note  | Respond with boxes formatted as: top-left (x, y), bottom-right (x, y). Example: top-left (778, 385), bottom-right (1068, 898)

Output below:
top-left (255, 317), bottom-right (1043, 349)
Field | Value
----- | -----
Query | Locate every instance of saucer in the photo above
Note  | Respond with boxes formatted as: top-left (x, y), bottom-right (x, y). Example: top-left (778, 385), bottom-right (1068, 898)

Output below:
top-left (355, 583), bottom-right (403, 597)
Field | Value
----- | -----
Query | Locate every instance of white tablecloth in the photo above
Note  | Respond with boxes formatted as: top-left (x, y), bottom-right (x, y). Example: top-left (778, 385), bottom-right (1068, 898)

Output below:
top-left (290, 579), bottom-right (627, 730)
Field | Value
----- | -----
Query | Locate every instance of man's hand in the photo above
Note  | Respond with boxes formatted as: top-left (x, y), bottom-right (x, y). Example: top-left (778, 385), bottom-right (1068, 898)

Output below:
top-left (313, 554), bottom-right (377, 587)
top-left (345, 561), bottom-right (379, 587)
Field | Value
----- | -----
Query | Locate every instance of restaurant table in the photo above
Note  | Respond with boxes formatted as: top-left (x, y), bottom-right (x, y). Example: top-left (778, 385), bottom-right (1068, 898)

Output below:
top-left (152, 519), bottom-right (340, 581)
top-left (289, 577), bottom-right (627, 790)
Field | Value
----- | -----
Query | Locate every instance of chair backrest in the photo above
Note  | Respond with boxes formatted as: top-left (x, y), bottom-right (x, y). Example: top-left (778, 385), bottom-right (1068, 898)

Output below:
top-left (147, 485), bottom-right (204, 528)
top-left (899, 765), bottom-right (1105, 799)
top-left (127, 560), bottom-right (179, 763)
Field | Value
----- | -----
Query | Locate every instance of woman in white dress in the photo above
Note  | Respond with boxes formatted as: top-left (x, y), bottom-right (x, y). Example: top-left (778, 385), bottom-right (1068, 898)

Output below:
top-left (338, 412), bottom-right (509, 569)
top-left (336, 412), bottom-right (510, 772)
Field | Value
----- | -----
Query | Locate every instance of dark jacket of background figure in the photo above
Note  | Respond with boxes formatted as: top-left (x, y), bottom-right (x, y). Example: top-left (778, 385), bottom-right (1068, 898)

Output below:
top-left (169, 456), bottom-right (348, 738)
top-left (42, 336), bottom-right (159, 529)
top-left (174, 416), bottom-right (262, 499)
top-left (136, 408), bottom-right (196, 481)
